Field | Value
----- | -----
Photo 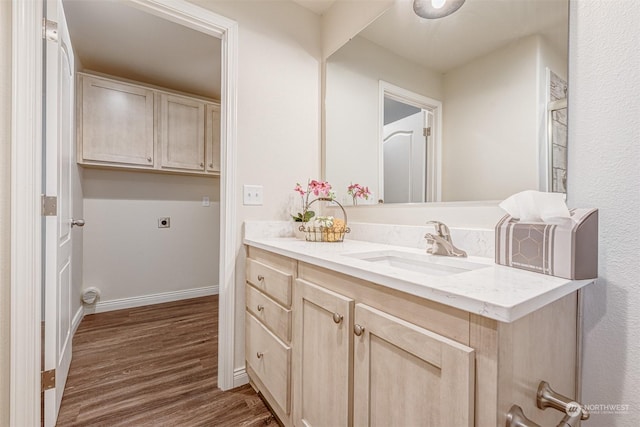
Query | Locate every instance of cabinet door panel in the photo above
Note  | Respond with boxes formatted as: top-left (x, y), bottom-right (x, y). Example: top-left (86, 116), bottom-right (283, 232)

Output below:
top-left (205, 103), bottom-right (221, 174)
top-left (81, 76), bottom-right (154, 166)
top-left (160, 94), bottom-right (205, 171)
top-left (246, 312), bottom-right (291, 414)
top-left (294, 279), bottom-right (354, 427)
top-left (353, 304), bottom-right (475, 427)
top-left (246, 283), bottom-right (291, 343)
top-left (246, 258), bottom-right (292, 307)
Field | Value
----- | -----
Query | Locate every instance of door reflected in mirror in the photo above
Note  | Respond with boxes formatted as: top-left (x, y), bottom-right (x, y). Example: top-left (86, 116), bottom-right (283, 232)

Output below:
top-left (324, 0), bottom-right (569, 205)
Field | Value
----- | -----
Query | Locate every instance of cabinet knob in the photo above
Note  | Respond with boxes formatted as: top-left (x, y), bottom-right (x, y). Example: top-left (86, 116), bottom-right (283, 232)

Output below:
top-left (354, 324), bottom-right (365, 336)
top-left (332, 312), bottom-right (343, 324)
top-left (147, 157), bottom-right (152, 162)
top-left (257, 304), bottom-right (264, 312)
top-left (257, 275), bottom-right (265, 282)
top-left (256, 352), bottom-right (264, 359)
top-left (200, 162), bottom-right (204, 167)
top-left (209, 163), bottom-right (213, 168)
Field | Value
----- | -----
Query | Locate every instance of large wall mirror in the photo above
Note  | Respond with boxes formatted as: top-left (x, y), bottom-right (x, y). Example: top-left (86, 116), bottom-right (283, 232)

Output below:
top-left (324, 0), bottom-right (568, 205)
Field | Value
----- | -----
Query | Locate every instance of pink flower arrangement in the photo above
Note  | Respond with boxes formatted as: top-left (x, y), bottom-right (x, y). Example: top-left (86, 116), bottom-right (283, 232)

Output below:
top-left (292, 179), bottom-right (335, 222)
top-left (347, 183), bottom-right (371, 205)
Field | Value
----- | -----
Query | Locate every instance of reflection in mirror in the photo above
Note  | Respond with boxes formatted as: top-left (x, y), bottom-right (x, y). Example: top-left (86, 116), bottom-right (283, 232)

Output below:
top-left (382, 84), bottom-right (440, 203)
top-left (324, 0), bottom-right (568, 205)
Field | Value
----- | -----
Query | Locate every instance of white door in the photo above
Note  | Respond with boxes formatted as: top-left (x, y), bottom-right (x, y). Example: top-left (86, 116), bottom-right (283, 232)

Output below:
top-left (383, 111), bottom-right (426, 203)
top-left (43, 1), bottom-right (81, 425)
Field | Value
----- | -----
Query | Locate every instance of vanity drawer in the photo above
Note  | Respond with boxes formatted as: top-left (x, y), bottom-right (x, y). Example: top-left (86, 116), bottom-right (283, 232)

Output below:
top-left (246, 283), bottom-right (292, 343)
top-left (246, 258), bottom-right (293, 307)
top-left (246, 311), bottom-right (291, 414)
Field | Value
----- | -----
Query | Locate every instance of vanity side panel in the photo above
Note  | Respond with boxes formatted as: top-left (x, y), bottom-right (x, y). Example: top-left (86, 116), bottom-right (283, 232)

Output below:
top-left (497, 292), bottom-right (577, 426)
top-left (470, 315), bottom-right (499, 427)
top-left (298, 262), bottom-right (470, 345)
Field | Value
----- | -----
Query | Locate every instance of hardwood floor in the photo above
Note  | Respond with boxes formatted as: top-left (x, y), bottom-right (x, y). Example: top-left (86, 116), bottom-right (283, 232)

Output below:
top-left (57, 296), bottom-right (274, 426)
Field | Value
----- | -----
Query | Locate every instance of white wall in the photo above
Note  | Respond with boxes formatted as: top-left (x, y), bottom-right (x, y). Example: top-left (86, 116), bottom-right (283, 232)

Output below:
top-left (0, 1), bottom-right (11, 424)
top-left (188, 0), bottom-right (322, 371)
top-left (325, 35), bottom-right (443, 204)
top-left (82, 169), bottom-right (220, 304)
top-left (442, 35), bottom-right (541, 201)
top-left (321, 0), bottom-right (392, 59)
top-left (568, 1), bottom-right (640, 426)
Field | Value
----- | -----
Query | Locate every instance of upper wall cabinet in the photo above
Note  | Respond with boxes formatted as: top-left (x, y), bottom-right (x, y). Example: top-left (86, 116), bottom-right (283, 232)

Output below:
top-left (79, 75), bottom-right (155, 168)
top-left (77, 73), bottom-right (221, 176)
top-left (159, 93), bottom-right (206, 172)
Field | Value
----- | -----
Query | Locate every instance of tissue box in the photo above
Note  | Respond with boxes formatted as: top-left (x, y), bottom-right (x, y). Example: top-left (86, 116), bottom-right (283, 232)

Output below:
top-left (495, 208), bottom-right (598, 279)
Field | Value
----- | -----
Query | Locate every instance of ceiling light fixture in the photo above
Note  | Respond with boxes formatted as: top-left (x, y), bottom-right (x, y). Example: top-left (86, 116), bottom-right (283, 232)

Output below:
top-left (413, 0), bottom-right (466, 19)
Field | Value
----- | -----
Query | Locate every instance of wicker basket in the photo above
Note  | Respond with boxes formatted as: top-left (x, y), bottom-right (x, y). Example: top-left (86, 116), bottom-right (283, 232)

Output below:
top-left (299, 198), bottom-right (350, 242)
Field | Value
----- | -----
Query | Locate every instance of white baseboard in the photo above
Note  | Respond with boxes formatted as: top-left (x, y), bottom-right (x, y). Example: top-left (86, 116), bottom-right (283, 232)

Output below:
top-left (85, 285), bottom-right (219, 314)
top-left (71, 306), bottom-right (84, 335)
top-left (233, 366), bottom-right (249, 388)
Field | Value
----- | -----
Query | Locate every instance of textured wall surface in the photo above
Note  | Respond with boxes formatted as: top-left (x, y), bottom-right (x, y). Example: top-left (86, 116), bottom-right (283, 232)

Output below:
top-left (567, 1), bottom-right (640, 425)
top-left (0, 1), bottom-right (11, 424)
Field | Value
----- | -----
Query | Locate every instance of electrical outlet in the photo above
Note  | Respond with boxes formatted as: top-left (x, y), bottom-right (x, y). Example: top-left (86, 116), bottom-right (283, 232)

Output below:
top-left (158, 217), bottom-right (170, 228)
top-left (243, 185), bottom-right (263, 206)
top-left (202, 196), bottom-right (210, 207)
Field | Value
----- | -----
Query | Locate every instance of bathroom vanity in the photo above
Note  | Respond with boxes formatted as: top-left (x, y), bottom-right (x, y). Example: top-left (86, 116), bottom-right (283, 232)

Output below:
top-left (243, 235), bottom-right (593, 427)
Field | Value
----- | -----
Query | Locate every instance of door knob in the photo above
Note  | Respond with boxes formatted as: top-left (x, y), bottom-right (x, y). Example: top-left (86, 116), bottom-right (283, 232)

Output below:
top-left (71, 219), bottom-right (85, 227)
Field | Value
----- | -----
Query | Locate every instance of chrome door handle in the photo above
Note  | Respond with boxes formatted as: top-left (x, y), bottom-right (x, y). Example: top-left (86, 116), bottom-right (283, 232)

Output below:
top-left (71, 219), bottom-right (85, 228)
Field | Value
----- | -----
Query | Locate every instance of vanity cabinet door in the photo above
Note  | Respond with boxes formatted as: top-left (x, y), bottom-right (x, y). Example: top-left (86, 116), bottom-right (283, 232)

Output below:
top-left (294, 279), bottom-right (354, 427)
top-left (353, 304), bottom-right (475, 427)
top-left (159, 93), bottom-right (205, 171)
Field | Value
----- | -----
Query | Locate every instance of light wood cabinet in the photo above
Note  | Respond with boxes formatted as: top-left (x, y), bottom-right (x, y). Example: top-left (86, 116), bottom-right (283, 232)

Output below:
top-left (245, 247), bottom-right (296, 425)
top-left (159, 93), bottom-right (205, 172)
top-left (245, 247), bottom-right (579, 427)
top-left (78, 75), bottom-right (155, 167)
top-left (77, 72), bottom-right (220, 177)
top-left (293, 279), bottom-right (354, 427)
top-left (353, 304), bottom-right (474, 427)
top-left (205, 103), bottom-right (221, 174)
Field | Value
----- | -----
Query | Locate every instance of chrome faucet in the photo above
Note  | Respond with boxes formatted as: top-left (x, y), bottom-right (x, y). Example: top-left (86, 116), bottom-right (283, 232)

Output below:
top-left (424, 221), bottom-right (467, 257)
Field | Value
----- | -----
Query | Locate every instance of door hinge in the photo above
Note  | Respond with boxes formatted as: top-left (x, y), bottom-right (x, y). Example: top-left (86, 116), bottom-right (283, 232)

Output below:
top-left (423, 127), bottom-right (432, 137)
top-left (42, 195), bottom-right (57, 216)
top-left (42, 18), bottom-right (59, 42)
top-left (41, 369), bottom-right (56, 391)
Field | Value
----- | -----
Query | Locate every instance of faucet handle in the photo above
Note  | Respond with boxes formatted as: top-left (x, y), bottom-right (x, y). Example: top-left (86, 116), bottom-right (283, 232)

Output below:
top-left (426, 221), bottom-right (450, 240)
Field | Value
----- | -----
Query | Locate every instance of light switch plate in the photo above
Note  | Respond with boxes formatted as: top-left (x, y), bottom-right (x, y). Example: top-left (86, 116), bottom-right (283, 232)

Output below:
top-left (243, 185), bottom-right (263, 206)
top-left (202, 196), bottom-right (210, 207)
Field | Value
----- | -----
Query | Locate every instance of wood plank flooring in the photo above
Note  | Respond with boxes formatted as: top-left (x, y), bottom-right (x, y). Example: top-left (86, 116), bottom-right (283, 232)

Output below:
top-left (57, 296), bottom-right (274, 426)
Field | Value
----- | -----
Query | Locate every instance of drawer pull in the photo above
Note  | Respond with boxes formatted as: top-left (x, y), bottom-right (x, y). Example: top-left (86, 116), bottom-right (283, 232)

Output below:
top-left (257, 274), bottom-right (265, 282)
top-left (332, 312), bottom-right (343, 324)
top-left (256, 352), bottom-right (264, 359)
top-left (257, 304), bottom-right (264, 312)
top-left (147, 157), bottom-right (152, 162)
top-left (354, 324), bottom-right (365, 336)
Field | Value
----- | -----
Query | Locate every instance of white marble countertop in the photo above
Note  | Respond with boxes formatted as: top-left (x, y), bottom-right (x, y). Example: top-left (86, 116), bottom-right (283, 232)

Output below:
top-left (243, 237), bottom-right (594, 323)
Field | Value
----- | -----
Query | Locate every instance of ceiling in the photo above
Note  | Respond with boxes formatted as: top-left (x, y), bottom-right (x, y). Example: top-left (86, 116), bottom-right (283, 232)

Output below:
top-left (357, 0), bottom-right (569, 73)
top-left (291, 0), bottom-right (338, 15)
top-left (62, 0), bottom-right (221, 99)
top-left (60, 0), bottom-right (566, 98)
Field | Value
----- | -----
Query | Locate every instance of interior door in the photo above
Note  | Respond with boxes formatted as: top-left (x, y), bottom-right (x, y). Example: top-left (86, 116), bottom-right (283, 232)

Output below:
top-left (43, 0), bottom-right (80, 425)
top-left (382, 111), bottom-right (426, 203)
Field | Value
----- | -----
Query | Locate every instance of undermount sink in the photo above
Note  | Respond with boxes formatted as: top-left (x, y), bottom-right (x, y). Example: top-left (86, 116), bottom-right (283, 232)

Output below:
top-left (343, 250), bottom-right (490, 277)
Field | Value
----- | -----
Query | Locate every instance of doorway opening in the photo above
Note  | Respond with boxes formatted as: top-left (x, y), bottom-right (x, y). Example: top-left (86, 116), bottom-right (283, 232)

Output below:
top-left (10, 0), bottom-right (238, 424)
